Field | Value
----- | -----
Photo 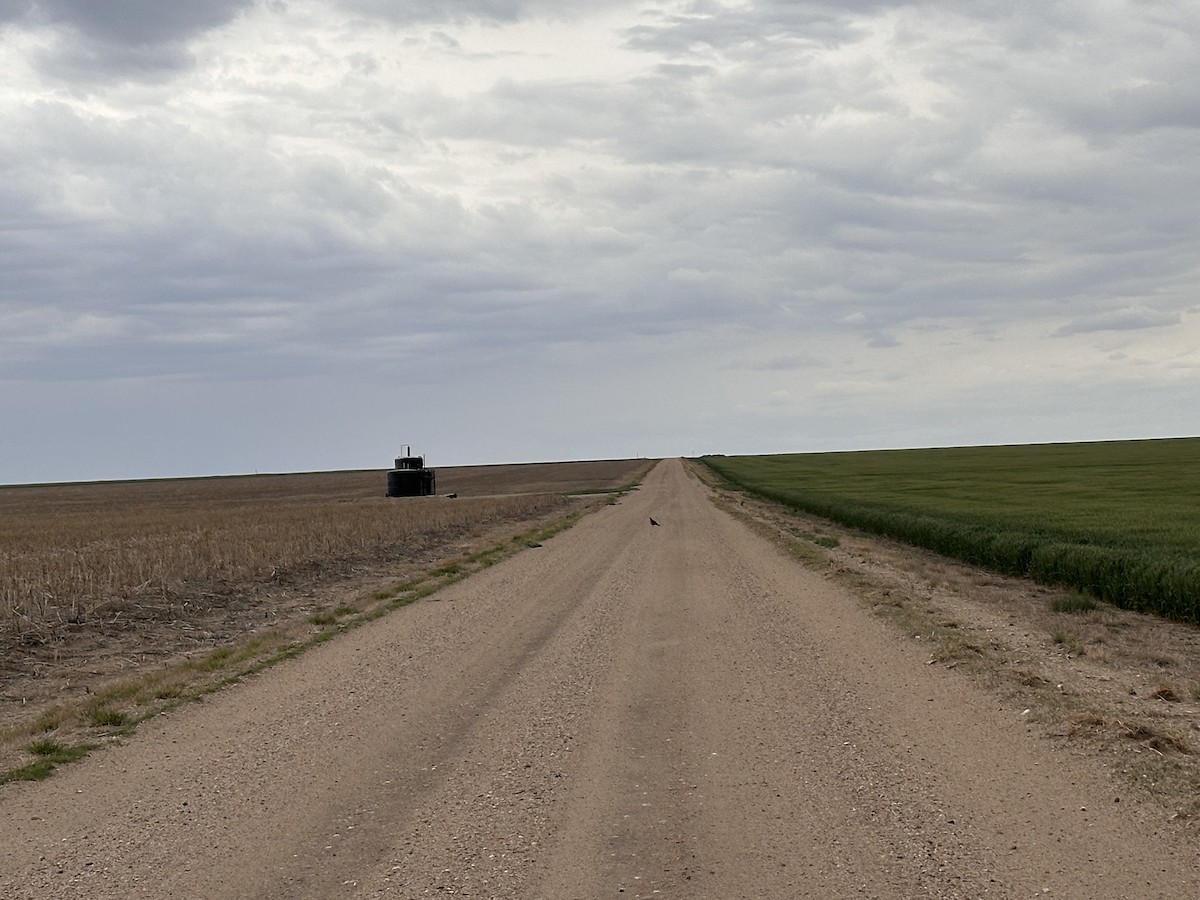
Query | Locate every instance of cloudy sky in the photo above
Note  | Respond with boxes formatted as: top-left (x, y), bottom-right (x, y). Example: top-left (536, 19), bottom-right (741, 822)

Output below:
top-left (2, 0), bottom-right (1198, 483)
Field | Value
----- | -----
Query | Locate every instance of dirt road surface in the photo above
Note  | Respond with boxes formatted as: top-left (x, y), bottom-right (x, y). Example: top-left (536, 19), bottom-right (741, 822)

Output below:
top-left (2, 459), bottom-right (1196, 898)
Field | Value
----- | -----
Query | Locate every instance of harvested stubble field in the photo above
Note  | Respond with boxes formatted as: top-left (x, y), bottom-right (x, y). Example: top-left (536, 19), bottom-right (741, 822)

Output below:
top-left (0, 458), bottom-right (650, 776)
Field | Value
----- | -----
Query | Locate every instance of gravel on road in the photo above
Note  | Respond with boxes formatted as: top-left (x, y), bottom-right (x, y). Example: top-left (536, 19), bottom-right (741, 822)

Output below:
top-left (1, 458), bottom-right (1195, 898)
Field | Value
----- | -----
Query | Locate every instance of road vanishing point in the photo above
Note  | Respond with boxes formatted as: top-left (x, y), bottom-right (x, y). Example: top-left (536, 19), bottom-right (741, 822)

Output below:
top-left (2, 459), bottom-right (1196, 898)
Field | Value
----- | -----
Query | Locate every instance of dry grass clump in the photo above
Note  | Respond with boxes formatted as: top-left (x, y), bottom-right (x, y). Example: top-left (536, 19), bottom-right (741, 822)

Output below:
top-left (1149, 680), bottom-right (1182, 702)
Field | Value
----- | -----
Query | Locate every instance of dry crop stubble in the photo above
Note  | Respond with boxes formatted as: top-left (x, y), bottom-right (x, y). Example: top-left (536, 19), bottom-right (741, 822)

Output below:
top-left (0, 495), bottom-right (565, 641)
top-left (0, 460), bottom-right (651, 641)
top-left (0, 459), bottom-right (653, 781)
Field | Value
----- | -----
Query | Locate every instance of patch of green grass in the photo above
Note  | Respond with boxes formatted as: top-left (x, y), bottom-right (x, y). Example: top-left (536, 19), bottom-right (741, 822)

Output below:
top-left (190, 647), bottom-right (233, 671)
top-left (466, 547), bottom-right (507, 566)
top-left (1051, 593), bottom-right (1099, 614)
top-left (27, 739), bottom-right (63, 756)
top-left (87, 708), bottom-right (127, 728)
top-left (789, 527), bottom-right (840, 549)
top-left (703, 438), bottom-right (1200, 623)
top-left (0, 743), bottom-right (97, 785)
top-left (92, 678), bottom-right (145, 704)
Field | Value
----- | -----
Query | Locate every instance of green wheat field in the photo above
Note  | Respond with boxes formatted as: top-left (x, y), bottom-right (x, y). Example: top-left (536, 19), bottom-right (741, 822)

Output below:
top-left (702, 438), bottom-right (1200, 623)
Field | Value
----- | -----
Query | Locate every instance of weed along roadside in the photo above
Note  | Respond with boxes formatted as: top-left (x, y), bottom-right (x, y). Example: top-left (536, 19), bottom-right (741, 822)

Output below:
top-left (0, 460), bottom-right (656, 787)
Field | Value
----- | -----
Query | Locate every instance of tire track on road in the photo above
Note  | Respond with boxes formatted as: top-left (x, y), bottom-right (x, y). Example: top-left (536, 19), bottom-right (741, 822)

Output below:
top-left (2, 459), bottom-right (1197, 899)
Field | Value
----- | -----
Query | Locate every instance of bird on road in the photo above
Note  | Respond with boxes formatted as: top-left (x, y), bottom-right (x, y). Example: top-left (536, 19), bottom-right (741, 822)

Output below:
top-left (649, 517), bottom-right (660, 526)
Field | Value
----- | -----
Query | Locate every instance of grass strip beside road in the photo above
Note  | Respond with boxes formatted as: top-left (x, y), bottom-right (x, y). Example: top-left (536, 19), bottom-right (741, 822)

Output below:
top-left (702, 438), bottom-right (1200, 623)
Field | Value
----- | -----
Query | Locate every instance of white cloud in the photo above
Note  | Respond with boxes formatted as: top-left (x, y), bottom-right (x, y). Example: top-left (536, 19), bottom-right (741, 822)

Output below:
top-left (1, 0), bottom-right (1199, 481)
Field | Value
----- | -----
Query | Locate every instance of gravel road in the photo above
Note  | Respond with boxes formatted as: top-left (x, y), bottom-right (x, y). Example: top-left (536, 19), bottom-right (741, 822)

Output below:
top-left (2, 459), bottom-right (1196, 898)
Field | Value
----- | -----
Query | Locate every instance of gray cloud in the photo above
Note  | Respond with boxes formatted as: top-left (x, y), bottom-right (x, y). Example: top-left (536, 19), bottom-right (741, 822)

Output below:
top-left (339, 0), bottom-right (630, 27)
top-left (1054, 306), bottom-right (1182, 338)
top-left (2, 0), bottom-right (1199, 481)
top-left (4, 0), bottom-right (254, 79)
top-left (9, 0), bottom-right (252, 44)
top-left (732, 353), bottom-right (826, 372)
top-left (0, 0), bottom-right (33, 20)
